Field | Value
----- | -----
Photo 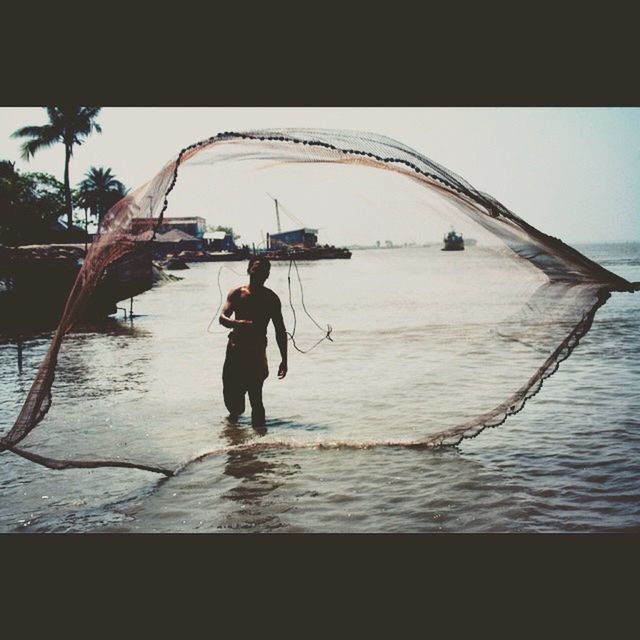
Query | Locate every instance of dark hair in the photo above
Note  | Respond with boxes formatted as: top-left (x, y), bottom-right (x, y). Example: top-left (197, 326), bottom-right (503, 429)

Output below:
top-left (247, 255), bottom-right (271, 271)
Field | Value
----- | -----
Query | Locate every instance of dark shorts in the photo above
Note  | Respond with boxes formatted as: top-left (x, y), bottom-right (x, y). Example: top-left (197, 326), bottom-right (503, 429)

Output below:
top-left (222, 333), bottom-right (268, 419)
top-left (222, 333), bottom-right (268, 388)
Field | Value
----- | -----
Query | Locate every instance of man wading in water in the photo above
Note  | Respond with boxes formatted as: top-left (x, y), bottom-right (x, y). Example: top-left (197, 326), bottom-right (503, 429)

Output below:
top-left (220, 256), bottom-right (288, 427)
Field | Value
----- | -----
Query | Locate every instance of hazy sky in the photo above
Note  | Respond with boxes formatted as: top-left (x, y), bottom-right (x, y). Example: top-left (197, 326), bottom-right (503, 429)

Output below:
top-left (1, 107), bottom-right (638, 244)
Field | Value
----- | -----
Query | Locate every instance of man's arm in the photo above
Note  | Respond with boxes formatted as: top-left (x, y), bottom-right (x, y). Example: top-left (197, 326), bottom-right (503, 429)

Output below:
top-left (271, 294), bottom-right (288, 379)
top-left (219, 289), bottom-right (253, 330)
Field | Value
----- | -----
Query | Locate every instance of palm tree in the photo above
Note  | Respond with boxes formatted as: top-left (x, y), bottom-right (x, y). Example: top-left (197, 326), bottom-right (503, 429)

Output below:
top-left (12, 107), bottom-right (102, 232)
top-left (77, 166), bottom-right (127, 226)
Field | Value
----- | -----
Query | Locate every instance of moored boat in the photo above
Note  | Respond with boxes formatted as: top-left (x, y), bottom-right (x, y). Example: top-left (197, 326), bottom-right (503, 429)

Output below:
top-left (442, 230), bottom-right (464, 251)
top-left (264, 197), bottom-right (351, 260)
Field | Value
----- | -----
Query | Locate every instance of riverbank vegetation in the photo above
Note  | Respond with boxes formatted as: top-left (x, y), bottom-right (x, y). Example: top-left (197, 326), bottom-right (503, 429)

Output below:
top-left (1, 106), bottom-right (128, 246)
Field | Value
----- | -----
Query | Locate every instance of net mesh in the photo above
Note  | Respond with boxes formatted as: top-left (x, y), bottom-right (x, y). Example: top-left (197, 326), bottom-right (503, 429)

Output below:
top-left (1, 129), bottom-right (636, 476)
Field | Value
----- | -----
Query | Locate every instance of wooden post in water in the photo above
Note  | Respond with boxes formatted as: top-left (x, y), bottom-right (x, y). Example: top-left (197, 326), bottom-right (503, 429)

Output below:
top-left (84, 208), bottom-right (89, 253)
top-left (17, 336), bottom-right (23, 374)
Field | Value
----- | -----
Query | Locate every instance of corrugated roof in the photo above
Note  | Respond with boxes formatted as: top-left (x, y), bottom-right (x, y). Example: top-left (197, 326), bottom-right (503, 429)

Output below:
top-left (155, 229), bottom-right (201, 243)
top-left (161, 217), bottom-right (206, 223)
top-left (270, 228), bottom-right (318, 238)
top-left (203, 231), bottom-right (227, 240)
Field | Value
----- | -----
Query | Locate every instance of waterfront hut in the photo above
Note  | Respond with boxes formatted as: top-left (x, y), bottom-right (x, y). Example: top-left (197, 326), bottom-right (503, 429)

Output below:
top-left (204, 230), bottom-right (237, 252)
top-left (131, 216), bottom-right (207, 240)
top-left (152, 228), bottom-right (203, 258)
top-left (157, 216), bottom-right (207, 239)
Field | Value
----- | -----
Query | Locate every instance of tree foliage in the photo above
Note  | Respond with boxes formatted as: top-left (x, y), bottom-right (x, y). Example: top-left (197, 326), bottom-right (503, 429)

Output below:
top-left (12, 107), bottom-right (102, 231)
top-left (76, 166), bottom-right (127, 225)
top-left (207, 224), bottom-right (241, 240)
top-left (0, 161), bottom-right (68, 245)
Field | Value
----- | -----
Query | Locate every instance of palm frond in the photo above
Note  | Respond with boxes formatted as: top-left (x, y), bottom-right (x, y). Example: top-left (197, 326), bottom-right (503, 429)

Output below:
top-left (46, 106), bottom-right (62, 123)
top-left (18, 131), bottom-right (61, 160)
top-left (82, 107), bottom-right (102, 119)
top-left (11, 125), bottom-right (48, 139)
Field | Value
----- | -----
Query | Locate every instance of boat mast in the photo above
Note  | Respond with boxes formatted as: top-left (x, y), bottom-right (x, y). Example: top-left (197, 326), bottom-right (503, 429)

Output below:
top-left (267, 194), bottom-right (282, 233)
top-left (274, 197), bottom-right (282, 233)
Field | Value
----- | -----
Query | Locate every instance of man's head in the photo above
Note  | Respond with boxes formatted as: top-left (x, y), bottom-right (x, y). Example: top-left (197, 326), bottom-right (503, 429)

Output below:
top-left (247, 255), bottom-right (271, 283)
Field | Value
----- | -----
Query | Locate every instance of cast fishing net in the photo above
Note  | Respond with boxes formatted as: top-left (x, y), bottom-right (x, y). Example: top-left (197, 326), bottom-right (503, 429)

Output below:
top-left (1, 129), bottom-right (636, 476)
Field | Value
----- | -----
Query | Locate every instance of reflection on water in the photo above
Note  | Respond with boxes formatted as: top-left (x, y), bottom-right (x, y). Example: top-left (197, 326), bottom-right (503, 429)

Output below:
top-left (220, 418), bottom-right (299, 531)
top-left (1, 317), bottom-right (149, 384)
top-left (223, 417), bottom-right (264, 446)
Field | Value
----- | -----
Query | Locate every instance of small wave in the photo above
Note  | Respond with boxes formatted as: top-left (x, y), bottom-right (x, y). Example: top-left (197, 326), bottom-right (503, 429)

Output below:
top-left (174, 437), bottom-right (446, 475)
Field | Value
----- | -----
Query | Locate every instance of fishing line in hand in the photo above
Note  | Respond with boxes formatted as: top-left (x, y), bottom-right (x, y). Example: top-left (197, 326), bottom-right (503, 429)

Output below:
top-left (206, 264), bottom-right (247, 334)
top-left (286, 258), bottom-right (333, 354)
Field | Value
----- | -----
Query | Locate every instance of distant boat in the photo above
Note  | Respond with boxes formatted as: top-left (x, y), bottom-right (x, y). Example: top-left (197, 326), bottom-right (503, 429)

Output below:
top-left (442, 230), bottom-right (465, 251)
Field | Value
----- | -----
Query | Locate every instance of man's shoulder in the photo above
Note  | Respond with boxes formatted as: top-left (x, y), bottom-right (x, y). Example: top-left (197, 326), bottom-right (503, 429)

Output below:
top-left (228, 285), bottom-right (245, 297)
top-left (264, 287), bottom-right (281, 303)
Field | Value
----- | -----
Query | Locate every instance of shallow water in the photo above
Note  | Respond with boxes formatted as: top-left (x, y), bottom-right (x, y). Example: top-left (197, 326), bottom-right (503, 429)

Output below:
top-left (0, 243), bottom-right (638, 532)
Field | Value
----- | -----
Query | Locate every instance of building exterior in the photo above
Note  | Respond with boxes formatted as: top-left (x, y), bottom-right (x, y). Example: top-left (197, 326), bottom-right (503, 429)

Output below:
top-left (203, 230), bottom-right (237, 251)
top-left (159, 217), bottom-right (206, 238)
top-left (152, 228), bottom-right (203, 257)
top-left (267, 228), bottom-right (318, 250)
top-left (131, 217), bottom-right (207, 239)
